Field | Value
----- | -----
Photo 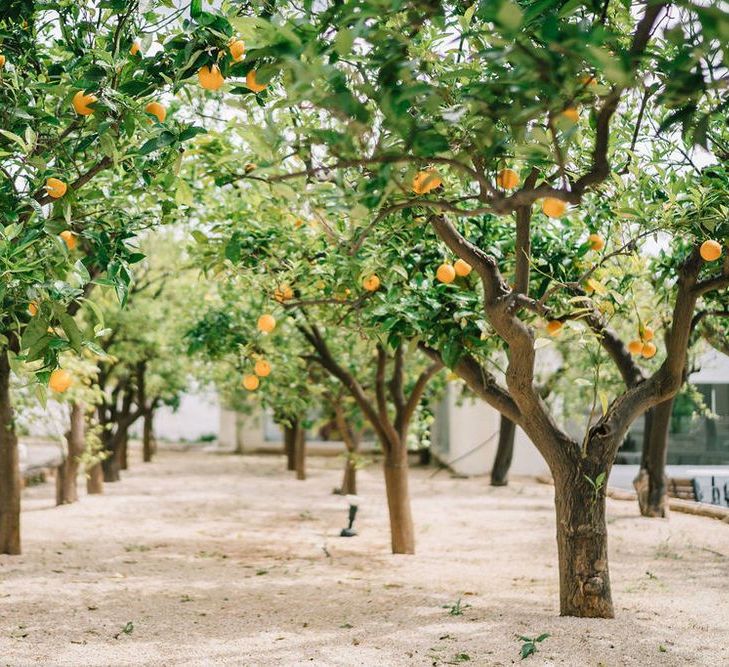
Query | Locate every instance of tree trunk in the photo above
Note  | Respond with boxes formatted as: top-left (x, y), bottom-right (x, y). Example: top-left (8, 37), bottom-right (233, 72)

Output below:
top-left (56, 402), bottom-right (84, 505)
top-left (340, 457), bottom-right (357, 495)
top-left (102, 431), bottom-right (121, 483)
top-left (383, 442), bottom-right (415, 555)
top-left (143, 408), bottom-right (155, 462)
top-left (119, 429), bottom-right (129, 471)
top-left (634, 397), bottom-right (674, 518)
top-left (0, 348), bottom-right (21, 555)
top-left (86, 462), bottom-right (104, 494)
top-left (283, 424), bottom-right (296, 471)
top-left (553, 465), bottom-right (614, 618)
top-left (294, 422), bottom-right (306, 481)
top-left (491, 415), bottom-right (516, 486)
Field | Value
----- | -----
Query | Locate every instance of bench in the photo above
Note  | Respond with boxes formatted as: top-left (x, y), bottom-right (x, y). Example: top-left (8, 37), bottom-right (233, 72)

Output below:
top-left (667, 477), bottom-right (701, 502)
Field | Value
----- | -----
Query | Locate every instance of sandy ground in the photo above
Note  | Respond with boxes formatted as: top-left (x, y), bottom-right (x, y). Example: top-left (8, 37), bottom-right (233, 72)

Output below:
top-left (1, 446), bottom-right (728, 667)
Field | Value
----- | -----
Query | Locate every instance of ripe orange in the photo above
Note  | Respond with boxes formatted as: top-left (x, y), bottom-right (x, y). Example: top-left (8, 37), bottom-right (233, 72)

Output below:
top-left (254, 359), bottom-right (271, 377)
top-left (641, 342), bottom-right (657, 359)
top-left (130, 41), bottom-right (141, 56)
top-left (628, 340), bottom-right (643, 355)
top-left (642, 326), bottom-right (654, 342)
top-left (59, 230), bottom-right (77, 250)
top-left (700, 240), bottom-right (722, 262)
top-left (546, 320), bottom-right (563, 336)
top-left (246, 70), bottom-right (267, 93)
top-left (412, 169), bottom-right (442, 195)
top-left (229, 40), bottom-right (246, 62)
top-left (198, 65), bottom-right (224, 91)
top-left (244, 163), bottom-right (257, 173)
top-left (46, 177), bottom-right (67, 199)
top-left (145, 101), bottom-right (166, 122)
top-left (436, 263), bottom-right (456, 284)
top-left (0, 54), bottom-right (6, 68)
top-left (588, 233), bottom-right (605, 251)
top-left (496, 168), bottom-right (519, 189)
top-left (454, 259), bottom-right (472, 277)
top-left (561, 107), bottom-right (579, 123)
top-left (363, 274), bottom-right (380, 291)
top-left (257, 313), bottom-right (276, 333)
top-left (242, 374), bottom-right (259, 391)
top-left (542, 197), bottom-right (567, 218)
top-left (274, 284), bottom-right (294, 303)
top-left (49, 369), bottom-right (72, 393)
top-left (28, 302), bottom-right (38, 316)
top-left (72, 90), bottom-right (97, 116)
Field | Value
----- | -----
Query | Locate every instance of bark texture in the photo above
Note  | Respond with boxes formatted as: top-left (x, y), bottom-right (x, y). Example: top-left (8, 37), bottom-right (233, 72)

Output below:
top-left (383, 446), bottom-right (415, 554)
top-left (0, 348), bottom-right (21, 555)
top-left (554, 466), bottom-right (613, 618)
top-left (56, 402), bottom-right (85, 505)
top-left (283, 424), bottom-right (296, 471)
top-left (491, 415), bottom-right (516, 486)
top-left (294, 421), bottom-right (306, 481)
top-left (86, 462), bottom-right (104, 495)
top-left (634, 397), bottom-right (674, 517)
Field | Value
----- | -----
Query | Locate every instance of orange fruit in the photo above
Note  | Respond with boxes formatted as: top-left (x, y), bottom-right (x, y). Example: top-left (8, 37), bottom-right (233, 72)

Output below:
top-left (542, 197), bottom-right (567, 219)
top-left (641, 342), bottom-right (657, 359)
top-left (254, 359), bottom-right (271, 377)
top-left (49, 369), bottom-right (72, 393)
top-left (257, 313), bottom-right (276, 333)
top-left (130, 41), bottom-right (141, 56)
top-left (244, 163), bottom-right (257, 173)
top-left (641, 326), bottom-right (654, 342)
top-left (246, 70), bottom-right (267, 93)
top-left (628, 340), bottom-right (643, 355)
top-left (229, 40), bottom-right (246, 62)
top-left (546, 320), bottom-right (563, 336)
top-left (145, 101), bottom-right (166, 122)
top-left (588, 233), bottom-right (605, 251)
top-left (580, 75), bottom-right (596, 86)
top-left (561, 107), bottom-right (579, 123)
top-left (46, 177), bottom-right (67, 199)
top-left (0, 54), bottom-right (6, 68)
top-left (496, 168), bottom-right (519, 189)
top-left (72, 90), bottom-right (97, 116)
top-left (59, 230), bottom-right (77, 250)
top-left (28, 302), bottom-right (38, 316)
top-left (242, 374), bottom-right (260, 391)
top-left (198, 64), bottom-right (225, 91)
top-left (700, 240), bottom-right (722, 262)
top-left (412, 169), bottom-right (442, 195)
top-left (363, 274), bottom-right (380, 291)
top-left (436, 263), bottom-right (456, 284)
top-left (454, 259), bottom-right (472, 277)
top-left (274, 284), bottom-right (293, 303)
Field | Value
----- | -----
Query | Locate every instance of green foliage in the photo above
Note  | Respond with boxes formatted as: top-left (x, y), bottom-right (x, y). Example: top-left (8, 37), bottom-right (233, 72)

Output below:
top-left (518, 633), bottom-right (550, 660)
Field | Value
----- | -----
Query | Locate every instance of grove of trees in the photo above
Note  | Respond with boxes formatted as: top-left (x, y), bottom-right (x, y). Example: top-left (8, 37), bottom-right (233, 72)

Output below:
top-left (1, 0), bottom-right (727, 626)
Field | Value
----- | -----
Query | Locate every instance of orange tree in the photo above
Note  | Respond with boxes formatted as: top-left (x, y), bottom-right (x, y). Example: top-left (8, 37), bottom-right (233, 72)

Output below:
top-left (175, 0), bottom-right (729, 617)
top-left (182, 171), bottom-right (448, 554)
top-left (0, 2), bottom-right (206, 554)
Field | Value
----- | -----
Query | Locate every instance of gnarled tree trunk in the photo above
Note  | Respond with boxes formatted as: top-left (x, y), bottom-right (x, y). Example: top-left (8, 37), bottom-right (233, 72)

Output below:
top-left (491, 415), bottom-right (516, 486)
top-left (634, 397), bottom-right (674, 517)
top-left (333, 401), bottom-right (359, 495)
top-left (86, 462), bottom-right (104, 494)
top-left (0, 348), bottom-right (21, 555)
top-left (383, 442), bottom-right (415, 555)
top-left (553, 462), bottom-right (614, 618)
top-left (56, 402), bottom-right (84, 505)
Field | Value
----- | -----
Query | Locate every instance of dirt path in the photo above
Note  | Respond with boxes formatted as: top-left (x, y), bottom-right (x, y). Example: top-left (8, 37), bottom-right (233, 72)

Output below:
top-left (1, 446), bottom-right (728, 666)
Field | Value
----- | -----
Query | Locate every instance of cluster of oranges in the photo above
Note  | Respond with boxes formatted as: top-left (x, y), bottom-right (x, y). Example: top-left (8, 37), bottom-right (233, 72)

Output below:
top-left (241, 358), bottom-right (271, 391)
top-left (436, 259), bottom-right (472, 284)
top-left (628, 326), bottom-right (657, 359)
top-left (197, 38), bottom-right (267, 94)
